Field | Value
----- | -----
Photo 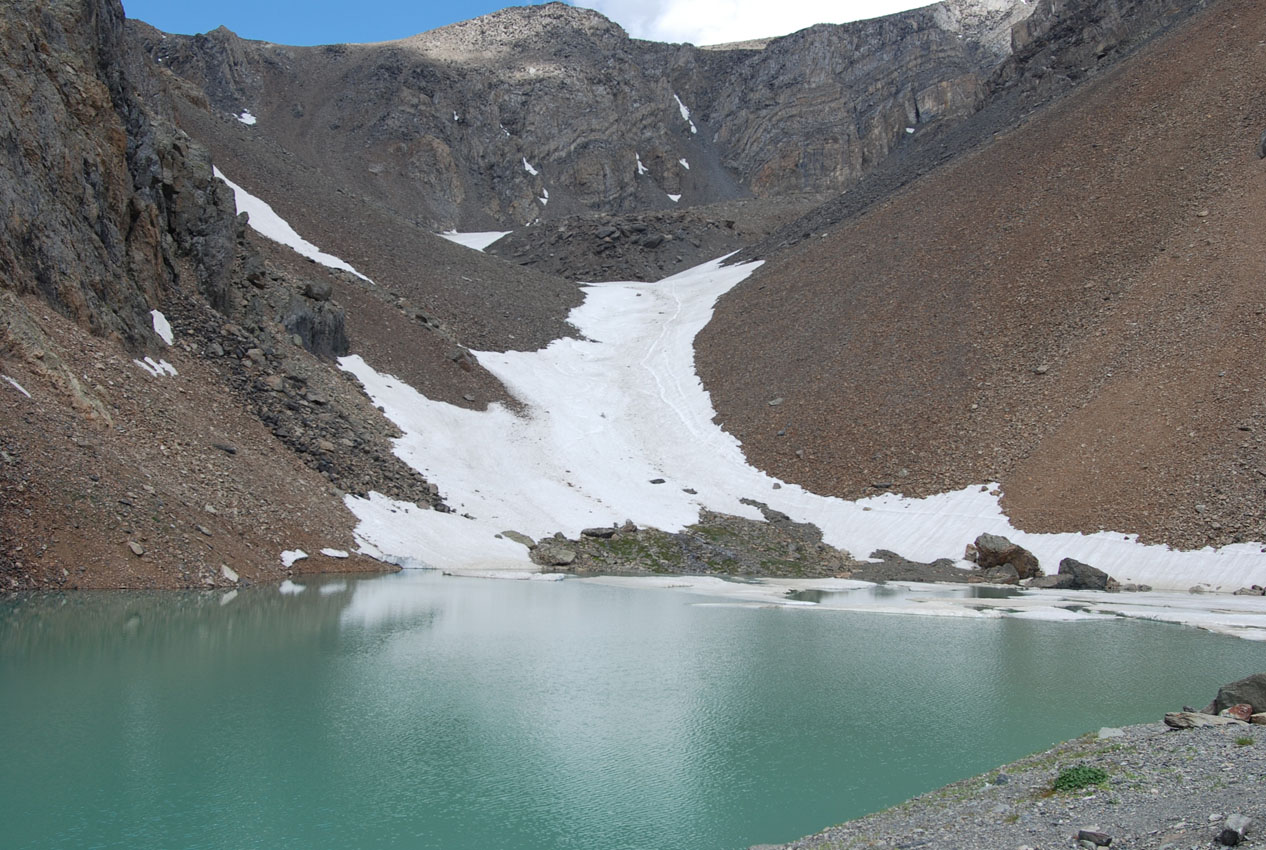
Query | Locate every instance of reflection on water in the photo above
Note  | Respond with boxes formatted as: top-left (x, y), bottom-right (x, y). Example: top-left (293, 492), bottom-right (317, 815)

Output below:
top-left (1, 571), bottom-right (1260, 850)
top-left (785, 582), bottom-right (1022, 604)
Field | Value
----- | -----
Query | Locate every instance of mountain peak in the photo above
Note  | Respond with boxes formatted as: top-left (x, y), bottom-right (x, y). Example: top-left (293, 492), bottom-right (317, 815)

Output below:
top-left (399, 2), bottom-right (628, 63)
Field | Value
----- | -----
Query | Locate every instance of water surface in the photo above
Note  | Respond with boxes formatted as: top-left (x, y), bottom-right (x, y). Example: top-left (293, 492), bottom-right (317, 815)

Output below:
top-left (3, 571), bottom-right (1262, 849)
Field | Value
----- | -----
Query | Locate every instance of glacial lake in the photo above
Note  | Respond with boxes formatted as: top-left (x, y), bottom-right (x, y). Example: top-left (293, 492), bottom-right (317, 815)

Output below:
top-left (3, 570), bottom-right (1264, 850)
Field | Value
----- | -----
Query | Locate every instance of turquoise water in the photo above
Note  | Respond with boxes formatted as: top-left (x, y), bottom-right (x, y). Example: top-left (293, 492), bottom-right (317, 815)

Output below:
top-left (2, 571), bottom-right (1263, 850)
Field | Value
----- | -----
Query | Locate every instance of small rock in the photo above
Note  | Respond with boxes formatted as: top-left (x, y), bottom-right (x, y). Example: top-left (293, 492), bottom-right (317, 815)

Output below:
top-left (197, 525), bottom-right (212, 537)
top-left (1097, 727), bottom-right (1124, 739)
top-left (246, 347), bottom-right (266, 364)
top-left (649, 478), bottom-right (665, 484)
top-left (1077, 830), bottom-right (1112, 847)
top-left (768, 397), bottom-right (784, 406)
top-left (317, 439), bottom-right (336, 453)
top-left (127, 540), bottom-right (144, 556)
top-left (1034, 364), bottom-right (1050, 375)
top-left (581, 527), bottom-right (617, 539)
top-left (212, 442), bottom-right (237, 455)
top-left (220, 565), bottom-right (239, 583)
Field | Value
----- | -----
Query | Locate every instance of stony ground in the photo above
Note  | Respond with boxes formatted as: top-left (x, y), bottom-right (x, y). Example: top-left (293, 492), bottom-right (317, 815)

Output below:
top-left (770, 720), bottom-right (1266, 850)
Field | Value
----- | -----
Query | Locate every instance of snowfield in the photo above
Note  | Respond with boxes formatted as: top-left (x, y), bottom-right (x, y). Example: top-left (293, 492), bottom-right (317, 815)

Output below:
top-left (339, 256), bottom-right (1266, 618)
top-left (210, 170), bottom-right (1266, 638)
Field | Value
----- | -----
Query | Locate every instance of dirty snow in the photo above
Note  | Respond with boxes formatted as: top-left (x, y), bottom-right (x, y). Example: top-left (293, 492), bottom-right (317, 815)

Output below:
top-left (438, 231), bottom-right (511, 251)
top-left (150, 309), bottom-right (173, 345)
top-left (3, 375), bottom-right (31, 398)
top-left (214, 167), bottom-right (372, 282)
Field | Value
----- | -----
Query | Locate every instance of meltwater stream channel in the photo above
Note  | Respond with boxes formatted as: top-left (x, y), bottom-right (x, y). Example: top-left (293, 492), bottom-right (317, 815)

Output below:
top-left (3, 570), bottom-right (1264, 850)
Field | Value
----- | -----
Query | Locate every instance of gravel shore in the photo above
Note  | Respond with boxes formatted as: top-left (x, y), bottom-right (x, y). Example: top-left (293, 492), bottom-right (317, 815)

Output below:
top-left (771, 720), bottom-right (1266, 850)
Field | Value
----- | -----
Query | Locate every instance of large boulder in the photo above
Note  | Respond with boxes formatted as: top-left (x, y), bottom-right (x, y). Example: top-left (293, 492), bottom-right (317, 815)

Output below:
top-left (972, 533), bottom-right (1043, 579)
top-left (1204, 673), bottom-right (1266, 715)
top-left (1056, 557), bottom-right (1119, 591)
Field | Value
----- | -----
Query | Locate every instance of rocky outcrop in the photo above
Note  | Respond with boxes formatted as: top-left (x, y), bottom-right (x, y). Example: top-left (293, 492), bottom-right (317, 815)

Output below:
top-left (0, 0), bottom-right (242, 350)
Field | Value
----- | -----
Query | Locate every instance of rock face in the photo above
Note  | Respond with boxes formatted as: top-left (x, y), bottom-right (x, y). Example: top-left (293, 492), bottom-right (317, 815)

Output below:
top-left (0, 0), bottom-right (240, 350)
top-left (127, 0), bottom-right (1033, 229)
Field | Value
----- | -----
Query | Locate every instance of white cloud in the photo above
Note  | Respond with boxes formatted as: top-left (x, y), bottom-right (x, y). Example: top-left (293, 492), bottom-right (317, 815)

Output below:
top-left (577, 0), bottom-right (929, 45)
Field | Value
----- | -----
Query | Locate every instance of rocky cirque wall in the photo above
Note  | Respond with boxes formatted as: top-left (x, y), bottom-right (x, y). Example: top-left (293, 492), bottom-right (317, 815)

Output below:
top-left (128, 0), bottom-right (1032, 230)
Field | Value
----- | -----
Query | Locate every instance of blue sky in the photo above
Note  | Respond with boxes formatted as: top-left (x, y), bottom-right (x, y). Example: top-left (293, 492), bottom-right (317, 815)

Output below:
top-left (121, 0), bottom-right (927, 47)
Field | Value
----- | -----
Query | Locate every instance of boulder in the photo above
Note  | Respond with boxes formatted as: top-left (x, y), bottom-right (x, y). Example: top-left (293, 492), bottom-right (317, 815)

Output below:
top-left (581, 527), bottom-right (617, 539)
top-left (1164, 711), bottom-right (1247, 729)
top-left (1057, 558), bottom-right (1119, 591)
top-left (531, 543), bottom-right (576, 567)
top-left (1205, 673), bottom-right (1266, 715)
top-left (1220, 814), bottom-right (1252, 847)
top-left (973, 533), bottom-right (1043, 579)
top-left (981, 564), bottom-right (1020, 584)
top-left (1031, 573), bottom-right (1075, 589)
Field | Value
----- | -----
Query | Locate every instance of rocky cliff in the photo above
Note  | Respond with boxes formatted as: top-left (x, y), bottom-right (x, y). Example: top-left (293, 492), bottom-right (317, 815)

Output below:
top-left (128, 0), bottom-right (1033, 230)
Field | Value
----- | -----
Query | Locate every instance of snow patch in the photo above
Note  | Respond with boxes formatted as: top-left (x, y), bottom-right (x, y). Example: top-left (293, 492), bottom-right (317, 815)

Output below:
top-left (679, 158), bottom-right (690, 170)
top-left (237, 110), bottom-right (257, 125)
top-left (539, 187), bottom-right (550, 206)
top-left (339, 255), bottom-right (1266, 617)
top-left (522, 157), bottom-right (539, 176)
top-left (214, 167), bottom-right (372, 282)
top-left (453, 111), bottom-right (459, 122)
top-left (280, 549), bottom-right (308, 568)
top-left (636, 154), bottom-right (649, 175)
top-left (667, 193), bottom-right (682, 203)
top-left (320, 548), bottom-right (350, 559)
top-left (438, 231), bottom-right (511, 251)
top-left (278, 579), bottom-right (306, 595)
top-left (3, 375), bottom-right (31, 398)
top-left (133, 357), bottom-right (177, 377)
top-left (672, 94), bottom-right (699, 134)
top-left (150, 309), bottom-right (173, 345)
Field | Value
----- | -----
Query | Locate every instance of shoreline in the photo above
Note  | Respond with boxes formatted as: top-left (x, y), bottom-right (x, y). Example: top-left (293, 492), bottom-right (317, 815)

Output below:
top-left (766, 718), bottom-right (1266, 850)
